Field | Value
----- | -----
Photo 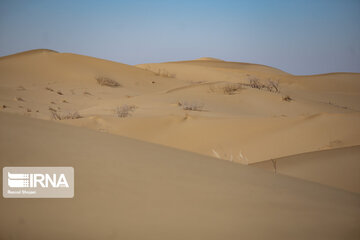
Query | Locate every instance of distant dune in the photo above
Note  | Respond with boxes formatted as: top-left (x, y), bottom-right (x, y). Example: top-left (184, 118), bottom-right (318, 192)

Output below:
top-left (0, 49), bottom-right (58, 60)
top-left (194, 57), bottom-right (224, 61)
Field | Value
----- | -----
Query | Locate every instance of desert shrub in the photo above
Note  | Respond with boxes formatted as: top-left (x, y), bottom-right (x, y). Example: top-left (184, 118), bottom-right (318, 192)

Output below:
top-left (223, 83), bottom-right (243, 95)
top-left (268, 80), bottom-right (279, 93)
top-left (178, 101), bottom-right (204, 111)
top-left (50, 110), bottom-right (82, 120)
top-left (271, 159), bottom-right (277, 174)
top-left (62, 112), bottom-right (82, 119)
top-left (116, 104), bottom-right (136, 118)
top-left (249, 78), bottom-right (279, 93)
top-left (96, 76), bottom-right (121, 87)
top-left (282, 95), bottom-right (292, 102)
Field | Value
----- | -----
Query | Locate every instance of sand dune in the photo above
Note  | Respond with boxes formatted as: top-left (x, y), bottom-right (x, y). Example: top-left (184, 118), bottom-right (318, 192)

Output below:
top-left (0, 49), bottom-right (360, 194)
top-left (1, 112), bottom-right (359, 239)
top-left (252, 146), bottom-right (360, 193)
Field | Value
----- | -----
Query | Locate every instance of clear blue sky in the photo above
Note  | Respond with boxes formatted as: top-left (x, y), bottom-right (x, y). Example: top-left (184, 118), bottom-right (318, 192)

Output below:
top-left (0, 0), bottom-right (359, 75)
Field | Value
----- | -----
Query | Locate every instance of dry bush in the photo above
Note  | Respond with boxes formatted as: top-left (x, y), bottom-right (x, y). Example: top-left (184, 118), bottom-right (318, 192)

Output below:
top-left (62, 112), bottom-right (82, 119)
top-left (96, 76), bottom-right (121, 87)
top-left (57, 90), bottom-right (63, 95)
top-left (178, 101), bottom-right (204, 111)
top-left (249, 78), bottom-right (279, 93)
top-left (223, 83), bottom-right (243, 95)
top-left (50, 110), bottom-right (82, 120)
top-left (45, 87), bottom-right (54, 92)
top-left (116, 104), bottom-right (136, 118)
top-left (268, 80), bottom-right (279, 93)
top-left (209, 83), bottom-right (242, 95)
top-left (50, 111), bottom-right (61, 120)
top-left (282, 95), bottom-right (292, 102)
top-left (271, 159), bottom-right (277, 174)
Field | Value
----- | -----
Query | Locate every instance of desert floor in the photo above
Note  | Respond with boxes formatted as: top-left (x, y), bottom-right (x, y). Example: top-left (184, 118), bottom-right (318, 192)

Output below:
top-left (0, 49), bottom-right (359, 239)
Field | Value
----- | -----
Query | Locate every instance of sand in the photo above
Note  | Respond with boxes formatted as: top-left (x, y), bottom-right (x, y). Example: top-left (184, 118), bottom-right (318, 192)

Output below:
top-left (252, 146), bottom-right (360, 193)
top-left (0, 112), bottom-right (359, 239)
top-left (0, 49), bottom-right (360, 238)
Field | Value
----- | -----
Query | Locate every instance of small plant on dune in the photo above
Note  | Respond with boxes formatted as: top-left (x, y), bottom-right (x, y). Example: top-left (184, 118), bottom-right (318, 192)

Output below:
top-left (248, 78), bottom-right (279, 93)
top-left (209, 82), bottom-right (243, 95)
top-left (116, 104), bottom-right (136, 118)
top-left (223, 83), bottom-right (243, 95)
top-left (50, 110), bottom-right (82, 120)
top-left (96, 76), bottom-right (122, 87)
top-left (49, 110), bottom-right (61, 120)
top-left (268, 80), bottom-right (279, 93)
top-left (282, 95), bottom-right (292, 102)
top-left (271, 159), bottom-right (277, 174)
top-left (62, 112), bottom-right (82, 119)
top-left (178, 101), bottom-right (204, 111)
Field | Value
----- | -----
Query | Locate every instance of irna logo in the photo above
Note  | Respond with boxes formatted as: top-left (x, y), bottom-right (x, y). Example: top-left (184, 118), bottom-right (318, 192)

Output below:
top-left (3, 167), bottom-right (74, 198)
top-left (8, 172), bottom-right (69, 188)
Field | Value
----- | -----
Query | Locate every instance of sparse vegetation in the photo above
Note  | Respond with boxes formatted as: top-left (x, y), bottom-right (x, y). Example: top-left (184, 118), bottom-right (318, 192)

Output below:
top-left (50, 110), bottom-right (82, 120)
top-left (96, 76), bottom-right (121, 87)
top-left (282, 95), bottom-right (292, 102)
top-left (45, 87), bottom-right (54, 92)
top-left (223, 83), bottom-right (243, 95)
top-left (57, 90), bottom-right (63, 95)
top-left (178, 101), bottom-right (204, 111)
top-left (116, 104), bottom-right (136, 118)
top-left (271, 159), bottom-right (277, 174)
top-left (248, 78), bottom-right (280, 93)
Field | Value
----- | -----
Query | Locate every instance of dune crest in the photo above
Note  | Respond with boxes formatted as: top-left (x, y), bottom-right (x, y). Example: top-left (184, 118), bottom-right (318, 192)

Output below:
top-left (0, 49), bottom-right (58, 60)
top-left (194, 57), bottom-right (224, 61)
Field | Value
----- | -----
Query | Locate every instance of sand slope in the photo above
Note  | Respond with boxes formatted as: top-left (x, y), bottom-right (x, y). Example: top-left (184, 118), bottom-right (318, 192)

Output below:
top-left (252, 146), bottom-right (360, 193)
top-left (0, 112), bottom-right (359, 239)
